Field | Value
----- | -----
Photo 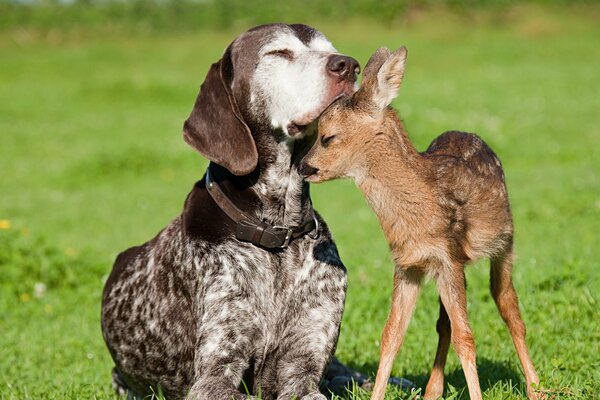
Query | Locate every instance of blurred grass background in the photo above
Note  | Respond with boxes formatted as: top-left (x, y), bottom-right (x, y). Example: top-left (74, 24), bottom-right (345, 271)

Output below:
top-left (1, 0), bottom-right (595, 32)
top-left (1, 1), bottom-right (599, 399)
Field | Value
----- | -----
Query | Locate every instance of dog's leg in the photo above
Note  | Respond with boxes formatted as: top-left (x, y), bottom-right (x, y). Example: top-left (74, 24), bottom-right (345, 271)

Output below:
top-left (274, 363), bottom-right (327, 400)
top-left (299, 394), bottom-right (327, 400)
top-left (273, 306), bottom-right (342, 400)
top-left (188, 375), bottom-right (255, 400)
top-left (268, 243), bottom-right (347, 400)
top-left (273, 348), bottom-right (328, 400)
top-left (371, 267), bottom-right (423, 400)
top-left (490, 250), bottom-right (541, 400)
top-left (424, 298), bottom-right (451, 399)
top-left (437, 267), bottom-right (482, 400)
top-left (186, 328), bottom-right (255, 400)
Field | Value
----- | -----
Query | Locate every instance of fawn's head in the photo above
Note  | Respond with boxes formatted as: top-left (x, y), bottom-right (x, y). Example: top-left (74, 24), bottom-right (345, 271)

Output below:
top-left (300, 46), bottom-right (408, 183)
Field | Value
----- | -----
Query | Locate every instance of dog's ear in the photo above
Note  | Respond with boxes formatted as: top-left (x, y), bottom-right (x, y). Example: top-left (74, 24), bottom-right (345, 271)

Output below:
top-left (355, 46), bottom-right (407, 111)
top-left (183, 46), bottom-right (258, 176)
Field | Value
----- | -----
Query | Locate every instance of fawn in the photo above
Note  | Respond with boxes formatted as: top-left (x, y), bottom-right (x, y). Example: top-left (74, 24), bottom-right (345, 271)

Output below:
top-left (300, 47), bottom-right (541, 400)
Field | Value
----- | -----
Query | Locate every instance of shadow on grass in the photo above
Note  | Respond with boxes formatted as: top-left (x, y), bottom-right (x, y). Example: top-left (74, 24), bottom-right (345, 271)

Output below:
top-left (342, 357), bottom-right (523, 397)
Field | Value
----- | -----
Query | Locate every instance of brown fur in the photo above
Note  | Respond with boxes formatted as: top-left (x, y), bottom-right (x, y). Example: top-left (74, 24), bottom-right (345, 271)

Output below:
top-left (300, 47), bottom-right (541, 400)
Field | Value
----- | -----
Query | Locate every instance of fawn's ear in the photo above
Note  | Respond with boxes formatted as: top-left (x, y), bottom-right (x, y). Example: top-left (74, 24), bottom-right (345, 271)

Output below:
top-left (355, 47), bottom-right (391, 104)
top-left (183, 45), bottom-right (258, 176)
top-left (372, 46), bottom-right (408, 110)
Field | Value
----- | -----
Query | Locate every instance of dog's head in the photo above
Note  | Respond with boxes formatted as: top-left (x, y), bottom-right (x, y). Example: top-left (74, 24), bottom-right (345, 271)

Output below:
top-left (183, 24), bottom-right (359, 176)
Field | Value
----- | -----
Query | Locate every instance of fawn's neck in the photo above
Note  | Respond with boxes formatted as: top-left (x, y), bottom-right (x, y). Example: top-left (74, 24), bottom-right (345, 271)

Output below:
top-left (356, 113), bottom-right (439, 256)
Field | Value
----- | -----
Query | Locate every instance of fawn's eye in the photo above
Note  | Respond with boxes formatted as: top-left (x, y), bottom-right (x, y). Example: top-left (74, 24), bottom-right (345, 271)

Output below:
top-left (266, 49), bottom-right (294, 60)
top-left (321, 134), bottom-right (336, 148)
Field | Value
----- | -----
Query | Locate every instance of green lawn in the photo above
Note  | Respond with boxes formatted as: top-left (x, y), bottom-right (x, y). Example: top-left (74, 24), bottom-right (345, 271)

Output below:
top-left (1, 5), bottom-right (599, 399)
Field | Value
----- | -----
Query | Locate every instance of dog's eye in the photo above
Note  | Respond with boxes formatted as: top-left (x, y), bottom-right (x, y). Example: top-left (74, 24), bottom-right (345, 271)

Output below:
top-left (266, 49), bottom-right (294, 60)
top-left (321, 135), bottom-right (336, 148)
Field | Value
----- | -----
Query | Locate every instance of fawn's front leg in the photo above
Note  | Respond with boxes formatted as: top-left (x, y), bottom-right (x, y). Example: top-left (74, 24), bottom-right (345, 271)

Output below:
top-left (370, 267), bottom-right (423, 400)
top-left (436, 266), bottom-right (482, 400)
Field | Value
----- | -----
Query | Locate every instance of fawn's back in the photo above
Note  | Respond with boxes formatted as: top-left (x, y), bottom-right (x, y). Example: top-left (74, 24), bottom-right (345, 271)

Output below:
top-left (423, 130), bottom-right (513, 262)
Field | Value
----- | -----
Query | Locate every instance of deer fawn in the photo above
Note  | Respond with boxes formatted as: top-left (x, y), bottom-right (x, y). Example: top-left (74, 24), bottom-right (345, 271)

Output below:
top-left (300, 47), bottom-right (541, 400)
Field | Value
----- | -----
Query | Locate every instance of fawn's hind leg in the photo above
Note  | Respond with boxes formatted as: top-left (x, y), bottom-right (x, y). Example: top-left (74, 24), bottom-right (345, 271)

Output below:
top-left (437, 267), bottom-right (482, 400)
top-left (370, 267), bottom-right (423, 400)
top-left (424, 298), bottom-right (451, 399)
top-left (490, 250), bottom-right (541, 399)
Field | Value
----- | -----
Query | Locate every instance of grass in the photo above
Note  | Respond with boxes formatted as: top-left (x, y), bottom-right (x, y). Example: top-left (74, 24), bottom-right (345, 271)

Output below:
top-left (1, 4), bottom-right (599, 399)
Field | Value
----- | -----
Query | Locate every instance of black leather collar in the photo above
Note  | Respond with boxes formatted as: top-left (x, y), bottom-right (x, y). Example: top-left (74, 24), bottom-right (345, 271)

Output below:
top-left (205, 167), bottom-right (319, 249)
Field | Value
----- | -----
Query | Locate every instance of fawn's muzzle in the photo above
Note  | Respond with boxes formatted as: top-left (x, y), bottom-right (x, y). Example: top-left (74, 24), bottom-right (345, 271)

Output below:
top-left (299, 162), bottom-right (319, 179)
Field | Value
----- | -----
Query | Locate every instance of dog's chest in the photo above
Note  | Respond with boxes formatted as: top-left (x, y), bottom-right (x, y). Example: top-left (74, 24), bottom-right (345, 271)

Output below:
top-left (193, 237), bottom-right (342, 350)
top-left (197, 241), bottom-right (314, 308)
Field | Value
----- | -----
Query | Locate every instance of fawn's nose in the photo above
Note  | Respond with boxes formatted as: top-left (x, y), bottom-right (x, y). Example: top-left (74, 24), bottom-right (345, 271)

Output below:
top-left (327, 55), bottom-right (360, 82)
top-left (299, 162), bottom-right (319, 178)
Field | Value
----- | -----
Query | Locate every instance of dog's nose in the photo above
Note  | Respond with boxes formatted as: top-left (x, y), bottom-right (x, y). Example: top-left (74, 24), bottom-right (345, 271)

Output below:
top-left (327, 55), bottom-right (360, 82)
top-left (299, 162), bottom-right (319, 178)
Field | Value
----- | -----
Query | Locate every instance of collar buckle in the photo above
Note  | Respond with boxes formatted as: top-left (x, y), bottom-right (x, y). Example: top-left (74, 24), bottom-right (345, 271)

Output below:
top-left (205, 166), bottom-right (317, 250)
top-left (272, 225), bottom-right (293, 248)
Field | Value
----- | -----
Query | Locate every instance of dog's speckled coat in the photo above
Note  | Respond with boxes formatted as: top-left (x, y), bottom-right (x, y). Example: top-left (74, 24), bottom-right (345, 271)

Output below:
top-left (101, 23), bottom-right (358, 400)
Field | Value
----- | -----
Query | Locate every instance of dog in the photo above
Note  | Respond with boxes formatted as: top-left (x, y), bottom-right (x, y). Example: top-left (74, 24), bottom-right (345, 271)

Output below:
top-left (101, 23), bottom-right (361, 400)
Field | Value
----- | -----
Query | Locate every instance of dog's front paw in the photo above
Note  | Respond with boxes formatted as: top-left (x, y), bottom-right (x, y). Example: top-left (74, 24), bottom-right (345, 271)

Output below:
top-left (300, 393), bottom-right (327, 400)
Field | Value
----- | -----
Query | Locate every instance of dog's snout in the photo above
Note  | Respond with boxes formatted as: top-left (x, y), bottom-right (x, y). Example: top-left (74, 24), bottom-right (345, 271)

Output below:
top-left (299, 162), bottom-right (319, 178)
top-left (327, 55), bottom-right (360, 81)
